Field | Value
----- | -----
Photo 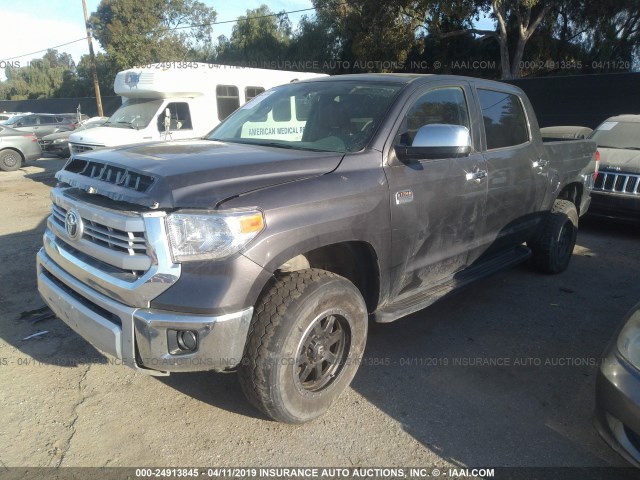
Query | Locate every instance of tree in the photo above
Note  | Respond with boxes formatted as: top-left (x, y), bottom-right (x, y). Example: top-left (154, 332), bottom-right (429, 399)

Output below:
top-left (215, 5), bottom-right (292, 66)
top-left (435, 0), bottom-right (556, 79)
top-left (0, 49), bottom-right (76, 100)
top-left (90, 0), bottom-right (217, 71)
top-left (310, 0), bottom-right (423, 72)
top-left (564, 0), bottom-right (640, 70)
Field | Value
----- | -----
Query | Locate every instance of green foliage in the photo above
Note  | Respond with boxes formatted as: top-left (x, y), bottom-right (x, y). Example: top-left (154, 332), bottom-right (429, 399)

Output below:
top-left (1, 0), bottom-right (638, 101)
top-left (90, 0), bottom-right (217, 70)
top-left (0, 50), bottom-right (76, 100)
top-left (215, 5), bottom-right (293, 65)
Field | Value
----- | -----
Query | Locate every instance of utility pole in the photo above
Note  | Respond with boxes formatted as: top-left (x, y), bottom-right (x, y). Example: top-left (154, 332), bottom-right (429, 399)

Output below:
top-left (82, 0), bottom-right (104, 116)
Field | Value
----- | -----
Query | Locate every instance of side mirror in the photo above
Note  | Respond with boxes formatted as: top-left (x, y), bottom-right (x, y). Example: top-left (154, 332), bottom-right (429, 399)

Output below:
top-left (395, 124), bottom-right (472, 161)
top-left (16, 122), bottom-right (23, 127)
top-left (157, 108), bottom-right (171, 133)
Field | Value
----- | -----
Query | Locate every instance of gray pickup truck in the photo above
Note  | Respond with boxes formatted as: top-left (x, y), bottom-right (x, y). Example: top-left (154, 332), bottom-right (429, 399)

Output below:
top-left (37, 74), bottom-right (597, 423)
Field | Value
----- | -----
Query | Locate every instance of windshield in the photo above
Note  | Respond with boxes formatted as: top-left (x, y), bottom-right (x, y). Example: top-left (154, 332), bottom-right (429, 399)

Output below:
top-left (104, 98), bottom-right (163, 129)
top-left (206, 80), bottom-right (403, 153)
top-left (590, 121), bottom-right (640, 150)
top-left (2, 115), bottom-right (25, 126)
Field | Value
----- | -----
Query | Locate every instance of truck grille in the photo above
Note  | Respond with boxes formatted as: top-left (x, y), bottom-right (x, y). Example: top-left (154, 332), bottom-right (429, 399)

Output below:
top-left (52, 204), bottom-right (147, 256)
top-left (63, 158), bottom-right (155, 193)
top-left (594, 172), bottom-right (640, 195)
top-left (48, 197), bottom-right (152, 274)
top-left (70, 143), bottom-right (102, 155)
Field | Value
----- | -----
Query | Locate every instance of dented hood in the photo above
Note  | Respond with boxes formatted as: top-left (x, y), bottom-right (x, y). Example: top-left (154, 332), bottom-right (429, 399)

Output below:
top-left (56, 140), bottom-right (344, 209)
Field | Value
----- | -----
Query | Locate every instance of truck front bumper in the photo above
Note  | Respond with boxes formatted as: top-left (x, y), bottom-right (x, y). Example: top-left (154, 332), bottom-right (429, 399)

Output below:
top-left (37, 247), bottom-right (253, 375)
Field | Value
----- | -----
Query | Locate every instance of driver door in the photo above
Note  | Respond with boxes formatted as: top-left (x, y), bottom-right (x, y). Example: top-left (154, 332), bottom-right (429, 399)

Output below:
top-left (384, 83), bottom-right (488, 301)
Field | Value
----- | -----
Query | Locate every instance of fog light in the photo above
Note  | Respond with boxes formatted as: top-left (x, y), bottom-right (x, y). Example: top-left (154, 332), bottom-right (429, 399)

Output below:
top-left (177, 330), bottom-right (198, 351)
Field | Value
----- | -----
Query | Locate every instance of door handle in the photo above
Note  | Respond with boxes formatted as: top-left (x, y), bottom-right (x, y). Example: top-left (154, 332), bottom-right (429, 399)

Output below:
top-left (466, 169), bottom-right (487, 182)
top-left (533, 158), bottom-right (548, 169)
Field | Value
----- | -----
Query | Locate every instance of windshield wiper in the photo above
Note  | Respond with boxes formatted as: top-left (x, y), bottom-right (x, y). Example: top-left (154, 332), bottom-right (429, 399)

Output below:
top-left (212, 138), bottom-right (332, 152)
top-left (116, 121), bottom-right (138, 130)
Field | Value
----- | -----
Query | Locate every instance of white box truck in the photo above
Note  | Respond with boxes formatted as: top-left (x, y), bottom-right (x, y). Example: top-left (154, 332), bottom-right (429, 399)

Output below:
top-left (69, 63), bottom-right (325, 155)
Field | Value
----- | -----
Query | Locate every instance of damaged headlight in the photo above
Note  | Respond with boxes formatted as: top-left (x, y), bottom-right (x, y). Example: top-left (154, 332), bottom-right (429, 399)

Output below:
top-left (166, 209), bottom-right (265, 262)
top-left (617, 305), bottom-right (640, 371)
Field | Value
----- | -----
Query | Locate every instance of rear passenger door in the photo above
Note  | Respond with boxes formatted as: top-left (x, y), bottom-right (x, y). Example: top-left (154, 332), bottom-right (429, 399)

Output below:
top-left (476, 87), bottom-right (545, 256)
top-left (385, 82), bottom-right (488, 299)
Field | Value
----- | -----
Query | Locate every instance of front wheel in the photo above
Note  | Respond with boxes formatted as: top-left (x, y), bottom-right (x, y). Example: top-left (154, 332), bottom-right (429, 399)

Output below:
top-left (0, 149), bottom-right (23, 172)
top-left (528, 199), bottom-right (578, 274)
top-left (238, 269), bottom-right (368, 423)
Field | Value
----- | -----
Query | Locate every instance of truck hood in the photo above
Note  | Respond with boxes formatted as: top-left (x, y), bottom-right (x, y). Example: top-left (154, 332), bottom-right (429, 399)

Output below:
top-left (69, 126), bottom-right (156, 146)
top-left (56, 140), bottom-right (344, 209)
top-left (598, 147), bottom-right (640, 175)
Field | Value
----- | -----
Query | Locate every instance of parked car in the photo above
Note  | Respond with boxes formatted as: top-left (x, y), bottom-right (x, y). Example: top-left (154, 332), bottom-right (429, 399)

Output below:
top-left (1, 113), bottom-right (86, 140)
top-left (589, 115), bottom-right (640, 222)
top-left (0, 112), bottom-right (26, 122)
top-left (0, 125), bottom-right (42, 171)
top-left (37, 74), bottom-right (597, 423)
top-left (595, 301), bottom-right (640, 467)
top-left (41, 117), bottom-right (108, 158)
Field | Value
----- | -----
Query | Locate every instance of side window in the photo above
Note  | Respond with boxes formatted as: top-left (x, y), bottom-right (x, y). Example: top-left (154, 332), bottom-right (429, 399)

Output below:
top-left (165, 102), bottom-right (193, 130)
top-left (295, 97), bottom-right (312, 121)
top-left (477, 89), bottom-right (529, 150)
top-left (395, 87), bottom-right (470, 146)
top-left (22, 115), bottom-right (38, 126)
top-left (39, 116), bottom-right (55, 125)
top-left (216, 85), bottom-right (240, 121)
top-left (245, 86), bottom-right (265, 101)
top-left (272, 98), bottom-right (292, 122)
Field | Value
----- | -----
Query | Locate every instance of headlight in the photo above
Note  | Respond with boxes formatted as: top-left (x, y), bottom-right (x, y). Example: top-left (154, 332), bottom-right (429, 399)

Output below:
top-left (166, 209), bottom-right (265, 262)
top-left (52, 138), bottom-right (66, 144)
top-left (617, 307), bottom-right (640, 370)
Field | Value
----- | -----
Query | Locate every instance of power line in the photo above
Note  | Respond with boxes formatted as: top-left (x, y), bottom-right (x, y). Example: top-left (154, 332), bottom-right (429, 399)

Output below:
top-left (0, 4), bottom-right (330, 63)
top-left (1, 37), bottom-right (89, 62)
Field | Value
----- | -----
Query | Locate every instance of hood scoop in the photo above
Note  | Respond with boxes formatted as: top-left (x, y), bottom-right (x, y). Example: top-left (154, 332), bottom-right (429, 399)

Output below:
top-left (61, 158), bottom-right (156, 193)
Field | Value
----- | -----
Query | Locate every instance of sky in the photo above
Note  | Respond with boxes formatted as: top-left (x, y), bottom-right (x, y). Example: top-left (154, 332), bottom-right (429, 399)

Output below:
top-left (0, 0), bottom-right (314, 69)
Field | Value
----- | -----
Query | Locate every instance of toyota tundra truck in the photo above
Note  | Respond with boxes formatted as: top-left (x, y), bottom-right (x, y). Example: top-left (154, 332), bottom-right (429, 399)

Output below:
top-left (37, 74), bottom-right (597, 423)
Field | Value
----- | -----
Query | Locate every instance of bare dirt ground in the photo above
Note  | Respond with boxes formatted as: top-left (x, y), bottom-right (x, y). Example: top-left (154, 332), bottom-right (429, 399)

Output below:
top-left (1, 156), bottom-right (639, 470)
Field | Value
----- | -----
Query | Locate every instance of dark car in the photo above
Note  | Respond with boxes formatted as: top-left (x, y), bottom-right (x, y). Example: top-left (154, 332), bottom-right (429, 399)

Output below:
top-left (1, 113), bottom-right (87, 140)
top-left (595, 301), bottom-right (640, 467)
top-left (41, 117), bottom-right (108, 158)
top-left (589, 115), bottom-right (640, 222)
top-left (0, 125), bottom-right (42, 171)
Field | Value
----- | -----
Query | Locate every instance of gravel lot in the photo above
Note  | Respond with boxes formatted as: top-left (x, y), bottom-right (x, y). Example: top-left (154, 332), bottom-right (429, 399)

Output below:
top-left (1, 156), bottom-right (639, 471)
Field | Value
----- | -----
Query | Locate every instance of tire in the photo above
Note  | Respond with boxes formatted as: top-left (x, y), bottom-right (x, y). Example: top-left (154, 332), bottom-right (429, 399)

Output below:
top-left (0, 149), bottom-right (23, 172)
top-left (238, 268), bottom-right (368, 423)
top-left (528, 199), bottom-right (578, 274)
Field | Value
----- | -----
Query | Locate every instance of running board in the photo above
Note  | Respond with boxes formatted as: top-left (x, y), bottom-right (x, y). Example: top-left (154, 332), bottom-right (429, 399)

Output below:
top-left (373, 246), bottom-right (531, 323)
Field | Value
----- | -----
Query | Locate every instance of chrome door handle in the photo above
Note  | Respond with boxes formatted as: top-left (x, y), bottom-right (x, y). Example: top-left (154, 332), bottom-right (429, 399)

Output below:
top-left (533, 158), bottom-right (548, 168)
top-left (466, 169), bottom-right (487, 182)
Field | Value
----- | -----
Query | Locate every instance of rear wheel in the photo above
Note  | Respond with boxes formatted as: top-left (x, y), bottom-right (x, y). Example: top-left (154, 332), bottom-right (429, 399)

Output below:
top-left (528, 199), bottom-right (578, 273)
top-left (238, 269), bottom-right (368, 423)
top-left (0, 149), bottom-right (23, 172)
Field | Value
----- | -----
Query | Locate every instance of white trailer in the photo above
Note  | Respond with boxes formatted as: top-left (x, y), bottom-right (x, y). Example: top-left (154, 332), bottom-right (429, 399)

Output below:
top-left (69, 63), bottom-right (325, 155)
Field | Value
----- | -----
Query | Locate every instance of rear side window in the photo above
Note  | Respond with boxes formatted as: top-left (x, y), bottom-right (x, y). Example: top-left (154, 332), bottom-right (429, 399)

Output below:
top-left (39, 116), bottom-right (56, 125)
top-left (477, 89), bottom-right (529, 150)
top-left (217, 85), bottom-right (240, 121)
top-left (245, 86), bottom-right (265, 101)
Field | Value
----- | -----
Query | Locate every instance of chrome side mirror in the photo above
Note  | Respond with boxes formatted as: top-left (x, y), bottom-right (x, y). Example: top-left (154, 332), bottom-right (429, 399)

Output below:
top-left (396, 124), bottom-right (472, 161)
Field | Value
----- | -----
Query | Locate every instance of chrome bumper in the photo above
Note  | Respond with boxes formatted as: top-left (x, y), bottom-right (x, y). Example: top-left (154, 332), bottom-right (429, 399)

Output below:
top-left (37, 247), bottom-right (253, 374)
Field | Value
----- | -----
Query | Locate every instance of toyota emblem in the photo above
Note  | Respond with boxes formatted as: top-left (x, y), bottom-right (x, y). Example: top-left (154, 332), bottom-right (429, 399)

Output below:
top-left (64, 209), bottom-right (83, 241)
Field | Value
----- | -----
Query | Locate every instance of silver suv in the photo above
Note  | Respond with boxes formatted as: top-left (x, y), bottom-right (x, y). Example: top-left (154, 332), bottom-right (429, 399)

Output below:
top-left (2, 113), bottom-right (84, 139)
